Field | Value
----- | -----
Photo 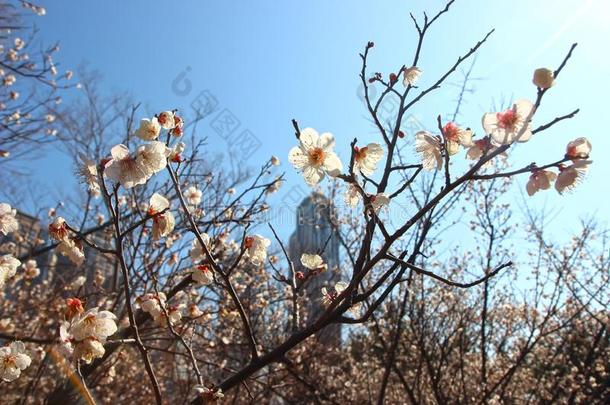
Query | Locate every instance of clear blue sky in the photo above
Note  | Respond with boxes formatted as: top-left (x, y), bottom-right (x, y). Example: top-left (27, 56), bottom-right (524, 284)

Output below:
top-left (28, 0), bottom-right (610, 242)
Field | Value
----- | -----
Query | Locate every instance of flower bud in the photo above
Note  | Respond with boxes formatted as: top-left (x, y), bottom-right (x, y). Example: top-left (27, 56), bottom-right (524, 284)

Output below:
top-left (533, 68), bottom-right (554, 89)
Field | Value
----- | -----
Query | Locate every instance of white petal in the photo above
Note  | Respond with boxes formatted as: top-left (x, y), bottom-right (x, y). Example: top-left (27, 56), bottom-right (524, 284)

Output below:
top-left (322, 152), bottom-right (343, 177)
top-left (302, 166), bottom-right (325, 186)
top-left (299, 128), bottom-right (319, 151)
top-left (288, 146), bottom-right (309, 169)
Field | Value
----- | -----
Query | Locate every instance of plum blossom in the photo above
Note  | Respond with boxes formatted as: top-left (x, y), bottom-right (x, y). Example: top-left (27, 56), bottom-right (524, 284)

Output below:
top-left (321, 281), bottom-right (350, 306)
top-left (555, 160), bottom-right (592, 194)
top-left (190, 234), bottom-right (211, 262)
top-left (137, 293), bottom-right (167, 318)
top-left (148, 193), bottom-right (174, 240)
top-left (187, 304), bottom-right (203, 318)
top-left (482, 99), bottom-right (535, 145)
top-left (135, 117), bottom-right (161, 141)
top-left (169, 141), bottom-right (185, 162)
top-left (403, 66), bottom-right (422, 86)
top-left (271, 156), bottom-right (280, 166)
top-left (533, 68), bottom-right (554, 89)
top-left (104, 145), bottom-right (150, 189)
top-left (0, 203), bottom-right (19, 235)
top-left (105, 142), bottom-right (169, 188)
top-left (76, 154), bottom-right (100, 196)
top-left (154, 304), bottom-right (184, 327)
top-left (22, 259), bottom-right (40, 280)
top-left (70, 308), bottom-right (118, 342)
top-left (60, 306), bottom-right (115, 364)
top-left (185, 186), bottom-right (202, 206)
top-left (301, 253), bottom-right (327, 272)
top-left (370, 193), bottom-right (390, 213)
top-left (73, 337), bottom-right (106, 364)
top-left (194, 385), bottom-right (225, 401)
top-left (526, 170), bottom-right (557, 196)
top-left (157, 111), bottom-right (175, 130)
top-left (442, 122), bottom-right (473, 155)
top-left (288, 127), bottom-right (343, 186)
top-left (415, 131), bottom-right (442, 170)
top-left (136, 141), bottom-right (169, 176)
top-left (3, 74), bottom-right (16, 86)
top-left (49, 216), bottom-right (69, 241)
top-left (191, 264), bottom-right (214, 286)
top-left (56, 238), bottom-right (85, 266)
top-left (65, 297), bottom-right (85, 320)
top-left (344, 184), bottom-right (361, 208)
top-left (353, 143), bottom-right (384, 176)
top-left (565, 137), bottom-right (591, 161)
top-left (170, 114), bottom-right (184, 136)
top-left (0, 341), bottom-right (31, 382)
top-left (243, 235), bottom-right (270, 266)
top-left (0, 255), bottom-right (20, 288)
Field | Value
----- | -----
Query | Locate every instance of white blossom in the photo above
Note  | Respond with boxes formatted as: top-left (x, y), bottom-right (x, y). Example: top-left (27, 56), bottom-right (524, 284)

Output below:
top-left (0, 203), bottom-right (19, 235)
top-left (370, 193), bottom-right (390, 213)
top-left (565, 137), bottom-right (591, 160)
top-left (526, 170), bottom-right (557, 196)
top-left (148, 193), bottom-right (174, 240)
top-left (353, 143), bottom-right (384, 176)
top-left (555, 160), bottom-right (592, 194)
top-left (70, 308), bottom-right (118, 342)
top-left (288, 127), bottom-right (343, 186)
top-left (442, 122), bottom-right (473, 155)
top-left (0, 341), bottom-right (31, 382)
top-left (0, 255), bottom-right (20, 288)
top-left (185, 186), bottom-right (202, 206)
top-left (300, 253), bottom-right (327, 272)
top-left (190, 234), bottom-right (211, 262)
top-left (415, 131), bottom-right (442, 171)
top-left (482, 99), bottom-right (535, 145)
top-left (135, 117), bottom-right (161, 141)
top-left (344, 184), bottom-right (361, 208)
top-left (22, 259), bottom-right (40, 280)
top-left (191, 264), bottom-right (214, 285)
top-left (104, 144), bottom-right (150, 189)
top-left (403, 66), bottom-right (422, 86)
top-left (533, 68), bottom-right (554, 89)
top-left (243, 235), bottom-right (270, 266)
top-left (157, 111), bottom-right (175, 130)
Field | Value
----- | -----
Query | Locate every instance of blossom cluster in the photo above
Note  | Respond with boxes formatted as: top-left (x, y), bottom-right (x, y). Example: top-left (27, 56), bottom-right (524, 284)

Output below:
top-left (59, 301), bottom-right (118, 364)
top-left (288, 67), bottom-right (593, 199)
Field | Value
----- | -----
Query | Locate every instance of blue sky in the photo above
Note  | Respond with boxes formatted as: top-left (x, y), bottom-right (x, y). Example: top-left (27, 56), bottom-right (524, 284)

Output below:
top-left (26, 0), bottom-right (610, 243)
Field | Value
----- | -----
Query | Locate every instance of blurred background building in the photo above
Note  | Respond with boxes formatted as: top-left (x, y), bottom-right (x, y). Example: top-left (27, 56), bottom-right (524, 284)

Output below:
top-left (288, 193), bottom-right (341, 345)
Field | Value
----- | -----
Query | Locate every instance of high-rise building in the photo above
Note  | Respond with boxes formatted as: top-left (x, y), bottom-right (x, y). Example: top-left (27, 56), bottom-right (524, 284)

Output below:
top-left (288, 193), bottom-right (341, 345)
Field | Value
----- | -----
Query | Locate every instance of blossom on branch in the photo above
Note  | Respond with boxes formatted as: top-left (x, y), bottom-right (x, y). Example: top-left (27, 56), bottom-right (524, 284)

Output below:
top-left (243, 234), bottom-right (270, 266)
top-left (301, 253), bottom-right (327, 272)
top-left (0, 255), bottom-right (20, 288)
top-left (442, 122), bottom-right (473, 155)
top-left (353, 143), bottom-right (384, 176)
top-left (415, 131), bottom-right (442, 170)
top-left (191, 264), bottom-right (214, 286)
top-left (482, 99), bottom-right (535, 145)
top-left (135, 117), bottom-right (161, 141)
top-left (565, 137), bottom-right (591, 161)
top-left (0, 203), bottom-right (19, 235)
top-left (555, 160), bottom-right (591, 194)
top-left (403, 66), bottom-right (422, 86)
top-left (526, 170), bottom-right (557, 196)
top-left (0, 341), bottom-right (31, 382)
top-left (148, 193), bottom-right (175, 240)
top-left (288, 128), bottom-right (343, 186)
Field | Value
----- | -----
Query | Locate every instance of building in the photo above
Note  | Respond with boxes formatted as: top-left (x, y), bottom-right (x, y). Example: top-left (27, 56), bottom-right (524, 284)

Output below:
top-left (288, 193), bottom-right (341, 345)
